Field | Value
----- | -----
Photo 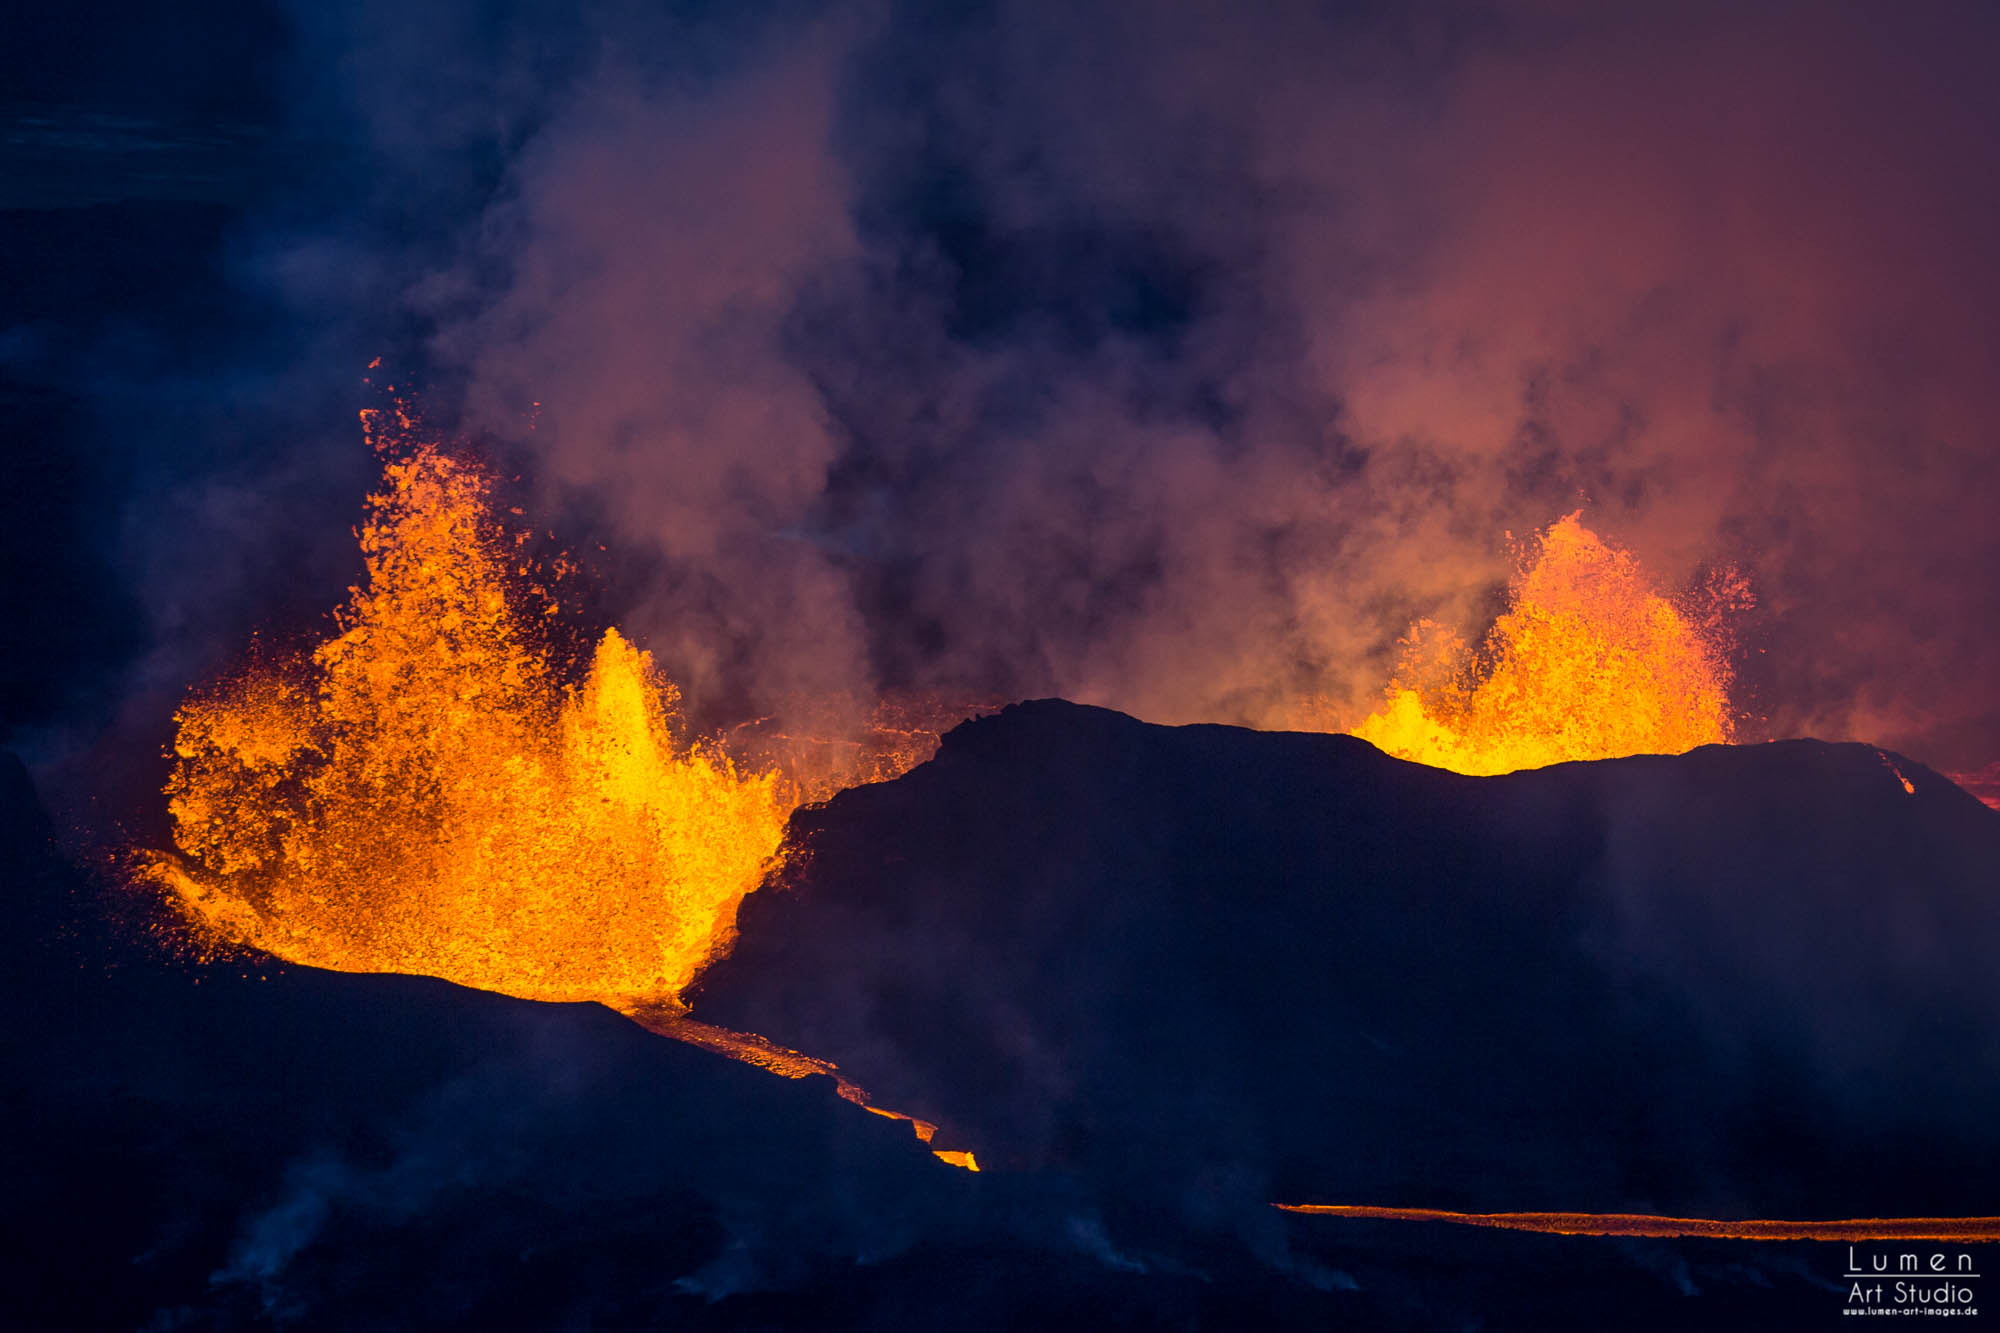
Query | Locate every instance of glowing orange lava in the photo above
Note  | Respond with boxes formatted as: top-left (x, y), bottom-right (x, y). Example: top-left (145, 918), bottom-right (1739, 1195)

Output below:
top-left (146, 409), bottom-right (790, 1009)
top-left (1351, 512), bottom-right (1742, 775)
top-left (1875, 748), bottom-right (1918, 796)
top-left (624, 1008), bottom-right (980, 1169)
top-left (1274, 1204), bottom-right (2000, 1242)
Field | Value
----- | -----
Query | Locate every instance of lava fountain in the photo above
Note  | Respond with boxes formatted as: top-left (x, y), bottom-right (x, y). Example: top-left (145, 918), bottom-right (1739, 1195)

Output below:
top-left (1351, 512), bottom-right (1747, 775)
top-left (144, 404), bottom-right (790, 1010)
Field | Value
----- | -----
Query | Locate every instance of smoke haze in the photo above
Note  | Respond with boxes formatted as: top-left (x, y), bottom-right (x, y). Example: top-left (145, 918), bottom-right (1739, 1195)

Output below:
top-left (8, 0), bottom-right (2000, 789)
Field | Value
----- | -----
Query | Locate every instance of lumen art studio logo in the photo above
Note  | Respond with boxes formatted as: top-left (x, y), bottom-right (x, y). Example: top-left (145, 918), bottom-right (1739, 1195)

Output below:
top-left (1844, 1246), bottom-right (1980, 1318)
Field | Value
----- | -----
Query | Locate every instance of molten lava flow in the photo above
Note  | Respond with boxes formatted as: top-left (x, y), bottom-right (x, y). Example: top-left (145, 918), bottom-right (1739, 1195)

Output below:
top-left (1351, 512), bottom-right (1741, 775)
top-left (1274, 1204), bottom-right (2000, 1242)
top-left (148, 414), bottom-right (790, 1010)
top-left (1875, 748), bottom-right (1918, 796)
top-left (624, 1008), bottom-right (980, 1169)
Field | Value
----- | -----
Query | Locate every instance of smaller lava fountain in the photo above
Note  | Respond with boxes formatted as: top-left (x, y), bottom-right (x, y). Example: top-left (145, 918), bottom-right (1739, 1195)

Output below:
top-left (145, 403), bottom-right (790, 1009)
top-left (1352, 512), bottom-right (1747, 774)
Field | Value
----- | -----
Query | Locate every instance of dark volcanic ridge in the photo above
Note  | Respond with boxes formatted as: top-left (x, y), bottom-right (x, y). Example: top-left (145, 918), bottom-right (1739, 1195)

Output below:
top-left (7, 708), bottom-right (2000, 1329)
top-left (692, 701), bottom-right (2000, 1219)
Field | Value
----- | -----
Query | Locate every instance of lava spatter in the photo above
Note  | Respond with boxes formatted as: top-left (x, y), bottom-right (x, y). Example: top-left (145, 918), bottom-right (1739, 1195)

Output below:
top-left (148, 410), bottom-right (789, 1009)
top-left (1352, 512), bottom-right (1742, 775)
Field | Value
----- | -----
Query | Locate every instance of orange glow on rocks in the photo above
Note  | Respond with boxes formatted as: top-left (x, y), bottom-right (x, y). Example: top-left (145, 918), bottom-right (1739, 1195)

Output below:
top-left (1351, 512), bottom-right (1741, 775)
top-left (146, 408), bottom-right (790, 1010)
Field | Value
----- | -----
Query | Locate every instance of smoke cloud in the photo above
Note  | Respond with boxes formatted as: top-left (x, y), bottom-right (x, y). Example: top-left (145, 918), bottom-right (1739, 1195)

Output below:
top-left (412, 0), bottom-right (2000, 761)
top-left (12, 0), bottom-right (2000, 783)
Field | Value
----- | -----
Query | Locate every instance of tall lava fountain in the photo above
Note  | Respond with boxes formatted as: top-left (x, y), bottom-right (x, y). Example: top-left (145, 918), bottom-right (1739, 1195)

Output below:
top-left (146, 402), bottom-right (790, 1009)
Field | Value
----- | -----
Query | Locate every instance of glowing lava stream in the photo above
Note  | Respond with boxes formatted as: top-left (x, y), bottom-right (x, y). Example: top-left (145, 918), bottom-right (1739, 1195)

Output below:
top-left (1875, 747), bottom-right (1919, 795)
top-left (1273, 1204), bottom-right (2000, 1242)
top-left (622, 1006), bottom-right (978, 1171)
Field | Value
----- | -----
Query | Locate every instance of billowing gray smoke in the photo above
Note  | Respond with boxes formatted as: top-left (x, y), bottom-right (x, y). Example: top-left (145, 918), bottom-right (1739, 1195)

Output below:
top-left (22, 0), bottom-right (2000, 785)
top-left (408, 0), bottom-right (2000, 764)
